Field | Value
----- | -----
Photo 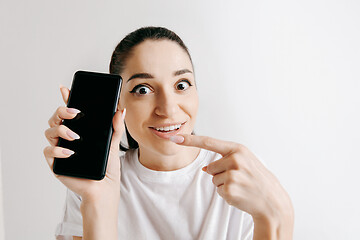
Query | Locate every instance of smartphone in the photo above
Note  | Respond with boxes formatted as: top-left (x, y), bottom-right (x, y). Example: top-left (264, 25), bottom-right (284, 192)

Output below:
top-left (53, 70), bottom-right (122, 180)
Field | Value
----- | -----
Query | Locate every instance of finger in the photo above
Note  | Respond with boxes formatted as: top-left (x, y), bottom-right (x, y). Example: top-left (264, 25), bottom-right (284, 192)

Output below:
top-left (204, 157), bottom-right (230, 175)
top-left (109, 108), bottom-right (126, 154)
top-left (45, 125), bottom-right (80, 146)
top-left (48, 106), bottom-right (81, 128)
top-left (213, 170), bottom-right (241, 187)
top-left (173, 134), bottom-right (238, 156)
top-left (106, 108), bottom-right (126, 176)
top-left (206, 152), bottom-right (248, 175)
top-left (112, 108), bottom-right (126, 144)
top-left (60, 85), bottom-right (70, 104)
top-left (216, 184), bottom-right (229, 201)
top-left (43, 146), bottom-right (75, 169)
top-left (212, 171), bottom-right (227, 187)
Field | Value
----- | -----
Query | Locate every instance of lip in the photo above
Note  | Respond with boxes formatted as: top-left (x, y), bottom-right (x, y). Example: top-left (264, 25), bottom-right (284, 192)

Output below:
top-left (149, 122), bottom-right (186, 140)
top-left (150, 122), bottom-right (185, 128)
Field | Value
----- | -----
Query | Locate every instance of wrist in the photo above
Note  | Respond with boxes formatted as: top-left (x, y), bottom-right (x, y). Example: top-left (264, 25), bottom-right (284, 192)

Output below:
top-left (80, 196), bottom-right (119, 240)
top-left (252, 216), bottom-right (278, 240)
top-left (80, 196), bottom-right (119, 216)
top-left (252, 192), bottom-right (294, 240)
top-left (253, 213), bottom-right (294, 240)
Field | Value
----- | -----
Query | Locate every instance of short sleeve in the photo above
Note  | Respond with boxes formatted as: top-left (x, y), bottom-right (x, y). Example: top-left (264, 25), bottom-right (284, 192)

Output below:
top-left (226, 206), bottom-right (254, 240)
top-left (241, 211), bottom-right (254, 240)
top-left (55, 188), bottom-right (83, 239)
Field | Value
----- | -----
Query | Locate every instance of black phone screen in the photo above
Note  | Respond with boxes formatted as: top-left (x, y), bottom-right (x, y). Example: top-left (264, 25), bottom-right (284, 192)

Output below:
top-left (53, 71), bottom-right (122, 180)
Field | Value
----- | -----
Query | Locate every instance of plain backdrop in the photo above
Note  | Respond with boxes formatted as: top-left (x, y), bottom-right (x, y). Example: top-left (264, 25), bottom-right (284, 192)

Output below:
top-left (0, 0), bottom-right (359, 239)
top-left (0, 149), bottom-right (4, 240)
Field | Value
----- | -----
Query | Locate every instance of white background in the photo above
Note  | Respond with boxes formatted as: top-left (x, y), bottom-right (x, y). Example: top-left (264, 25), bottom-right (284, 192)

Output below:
top-left (0, 0), bottom-right (359, 239)
top-left (0, 149), bottom-right (4, 240)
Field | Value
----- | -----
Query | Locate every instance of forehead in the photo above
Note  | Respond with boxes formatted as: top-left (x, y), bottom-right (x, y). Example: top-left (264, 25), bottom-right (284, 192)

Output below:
top-left (124, 40), bottom-right (193, 76)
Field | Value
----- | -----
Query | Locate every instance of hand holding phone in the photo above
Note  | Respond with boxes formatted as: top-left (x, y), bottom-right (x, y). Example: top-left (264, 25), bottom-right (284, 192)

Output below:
top-left (43, 71), bottom-right (126, 201)
top-left (53, 71), bottom-right (122, 180)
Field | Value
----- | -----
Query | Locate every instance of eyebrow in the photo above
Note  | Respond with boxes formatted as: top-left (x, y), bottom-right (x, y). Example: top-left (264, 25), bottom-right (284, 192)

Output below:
top-left (126, 69), bottom-right (193, 83)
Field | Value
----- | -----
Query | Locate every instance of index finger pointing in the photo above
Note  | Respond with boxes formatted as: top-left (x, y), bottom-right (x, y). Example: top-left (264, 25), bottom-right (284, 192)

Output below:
top-left (172, 134), bottom-right (238, 156)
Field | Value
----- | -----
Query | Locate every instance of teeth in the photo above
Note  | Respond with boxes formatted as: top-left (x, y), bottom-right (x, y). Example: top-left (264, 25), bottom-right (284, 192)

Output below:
top-left (155, 124), bottom-right (182, 131)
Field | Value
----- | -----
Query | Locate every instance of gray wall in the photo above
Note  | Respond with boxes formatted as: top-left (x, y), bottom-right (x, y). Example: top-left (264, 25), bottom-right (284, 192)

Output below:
top-left (0, 149), bottom-right (4, 240)
top-left (0, 0), bottom-right (359, 239)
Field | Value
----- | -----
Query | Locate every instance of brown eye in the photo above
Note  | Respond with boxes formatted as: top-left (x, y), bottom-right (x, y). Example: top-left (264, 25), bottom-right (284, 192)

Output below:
top-left (138, 87), bottom-right (150, 94)
top-left (176, 80), bottom-right (191, 91)
top-left (130, 85), bottom-right (153, 95)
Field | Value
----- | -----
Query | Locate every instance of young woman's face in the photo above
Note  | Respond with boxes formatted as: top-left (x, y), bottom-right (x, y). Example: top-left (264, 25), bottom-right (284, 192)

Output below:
top-left (119, 39), bottom-right (198, 155)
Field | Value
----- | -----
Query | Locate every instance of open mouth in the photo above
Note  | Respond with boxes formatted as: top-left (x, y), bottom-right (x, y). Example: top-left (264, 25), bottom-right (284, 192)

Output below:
top-left (149, 122), bottom-right (186, 139)
top-left (153, 123), bottom-right (182, 132)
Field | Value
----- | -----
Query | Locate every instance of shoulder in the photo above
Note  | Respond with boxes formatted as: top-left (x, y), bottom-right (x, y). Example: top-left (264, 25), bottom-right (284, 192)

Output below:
top-left (119, 148), bottom-right (139, 172)
top-left (120, 148), bottom-right (137, 162)
top-left (66, 188), bottom-right (82, 203)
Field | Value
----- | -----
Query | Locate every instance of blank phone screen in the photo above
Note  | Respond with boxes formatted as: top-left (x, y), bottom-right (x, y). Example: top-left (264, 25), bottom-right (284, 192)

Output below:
top-left (53, 71), bottom-right (122, 180)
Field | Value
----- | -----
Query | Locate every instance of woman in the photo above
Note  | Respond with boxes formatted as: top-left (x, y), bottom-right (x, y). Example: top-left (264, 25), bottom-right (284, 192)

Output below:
top-left (44, 26), bottom-right (294, 240)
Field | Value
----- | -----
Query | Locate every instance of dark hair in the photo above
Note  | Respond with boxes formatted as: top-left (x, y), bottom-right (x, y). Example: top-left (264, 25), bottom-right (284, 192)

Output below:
top-left (109, 26), bottom-right (194, 151)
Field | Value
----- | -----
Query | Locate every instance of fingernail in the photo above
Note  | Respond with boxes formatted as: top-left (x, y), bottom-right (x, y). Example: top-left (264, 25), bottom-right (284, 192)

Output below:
top-left (67, 108), bottom-right (81, 114)
top-left (66, 130), bottom-right (80, 140)
top-left (121, 108), bottom-right (126, 121)
top-left (62, 149), bottom-right (75, 155)
top-left (202, 166), bottom-right (208, 172)
top-left (169, 135), bottom-right (184, 144)
top-left (59, 84), bottom-right (65, 89)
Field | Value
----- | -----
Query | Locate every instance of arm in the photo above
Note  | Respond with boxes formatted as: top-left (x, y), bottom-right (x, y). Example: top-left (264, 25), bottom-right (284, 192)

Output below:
top-left (172, 134), bottom-right (295, 240)
top-left (44, 86), bottom-right (125, 239)
top-left (80, 196), bottom-right (119, 240)
top-left (253, 216), bottom-right (294, 240)
top-left (252, 191), bottom-right (294, 240)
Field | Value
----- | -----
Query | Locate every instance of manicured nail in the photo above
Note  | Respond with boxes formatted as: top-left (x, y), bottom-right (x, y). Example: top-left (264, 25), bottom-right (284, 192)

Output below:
top-left (62, 149), bottom-right (75, 155)
top-left (169, 135), bottom-right (184, 144)
top-left (66, 130), bottom-right (80, 140)
top-left (67, 108), bottom-right (81, 114)
top-left (202, 166), bottom-right (208, 172)
top-left (121, 108), bottom-right (126, 121)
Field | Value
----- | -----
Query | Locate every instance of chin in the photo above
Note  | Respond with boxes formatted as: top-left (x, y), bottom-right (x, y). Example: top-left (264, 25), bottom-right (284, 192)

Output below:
top-left (135, 124), bottom-right (194, 155)
top-left (148, 139), bottom-right (183, 156)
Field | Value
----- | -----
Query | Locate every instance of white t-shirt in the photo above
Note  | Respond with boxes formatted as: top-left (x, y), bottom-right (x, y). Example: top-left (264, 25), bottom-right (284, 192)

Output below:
top-left (55, 148), bottom-right (254, 240)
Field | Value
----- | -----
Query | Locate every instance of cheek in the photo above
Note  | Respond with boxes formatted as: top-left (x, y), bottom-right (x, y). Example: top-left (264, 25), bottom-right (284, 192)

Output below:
top-left (189, 101), bottom-right (198, 119)
top-left (123, 98), bottom-right (153, 137)
top-left (190, 92), bottom-right (199, 113)
top-left (183, 93), bottom-right (199, 124)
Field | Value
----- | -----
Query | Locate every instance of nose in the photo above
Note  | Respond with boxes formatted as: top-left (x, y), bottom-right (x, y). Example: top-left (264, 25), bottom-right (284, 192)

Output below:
top-left (154, 90), bottom-right (179, 118)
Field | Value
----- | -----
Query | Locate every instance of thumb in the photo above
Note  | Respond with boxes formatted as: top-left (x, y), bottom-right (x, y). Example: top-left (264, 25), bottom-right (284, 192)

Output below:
top-left (106, 108), bottom-right (126, 180)
top-left (110, 108), bottom-right (126, 151)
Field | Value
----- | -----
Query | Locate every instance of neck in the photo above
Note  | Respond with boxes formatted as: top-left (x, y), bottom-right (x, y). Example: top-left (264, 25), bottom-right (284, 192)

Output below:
top-left (138, 145), bottom-right (201, 171)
